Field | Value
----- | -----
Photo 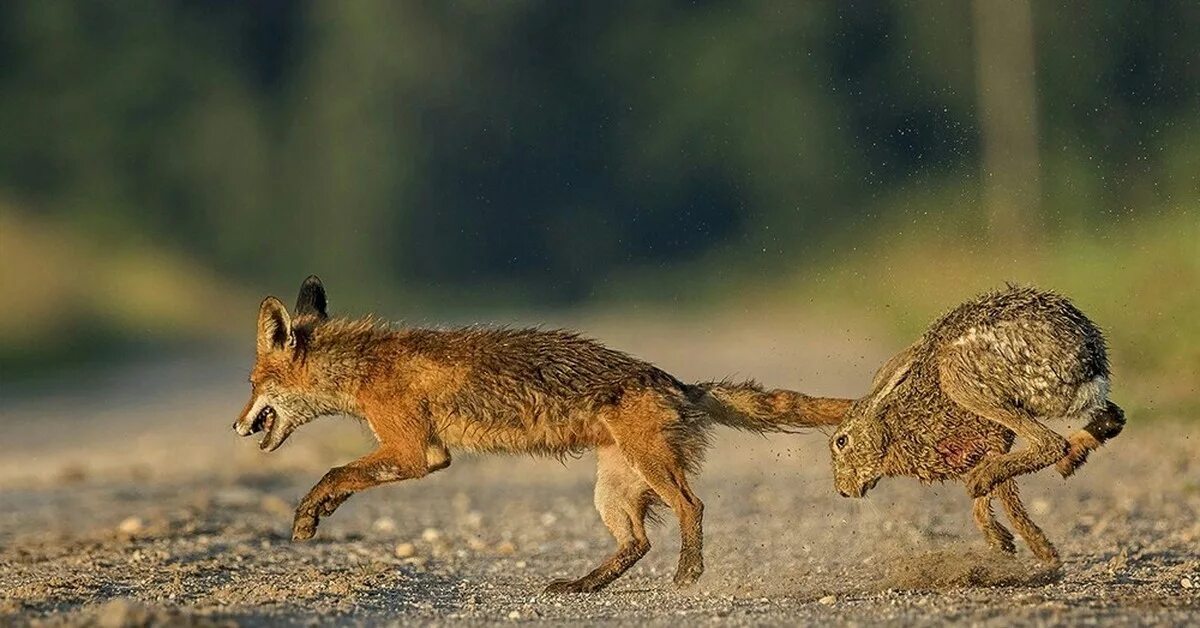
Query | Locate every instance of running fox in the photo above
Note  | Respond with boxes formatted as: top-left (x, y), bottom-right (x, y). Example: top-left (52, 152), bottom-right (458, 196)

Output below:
top-left (233, 276), bottom-right (851, 592)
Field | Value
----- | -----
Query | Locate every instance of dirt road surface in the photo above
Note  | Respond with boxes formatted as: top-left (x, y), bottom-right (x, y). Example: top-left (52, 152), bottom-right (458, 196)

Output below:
top-left (2, 315), bottom-right (1197, 625)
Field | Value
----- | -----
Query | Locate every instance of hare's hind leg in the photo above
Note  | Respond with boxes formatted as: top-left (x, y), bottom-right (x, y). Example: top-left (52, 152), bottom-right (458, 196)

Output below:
top-left (958, 406), bottom-right (1067, 497)
top-left (995, 479), bottom-right (1060, 564)
top-left (940, 375), bottom-right (1067, 496)
top-left (973, 491), bottom-right (1016, 555)
top-left (1057, 401), bottom-right (1126, 477)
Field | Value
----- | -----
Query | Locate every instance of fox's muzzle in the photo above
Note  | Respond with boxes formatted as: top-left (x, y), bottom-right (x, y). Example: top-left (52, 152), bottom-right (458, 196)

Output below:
top-left (234, 397), bottom-right (275, 438)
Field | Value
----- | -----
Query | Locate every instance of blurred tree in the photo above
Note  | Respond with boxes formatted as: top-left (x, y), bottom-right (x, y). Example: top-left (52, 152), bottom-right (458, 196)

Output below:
top-left (972, 0), bottom-right (1041, 246)
top-left (0, 0), bottom-right (1195, 307)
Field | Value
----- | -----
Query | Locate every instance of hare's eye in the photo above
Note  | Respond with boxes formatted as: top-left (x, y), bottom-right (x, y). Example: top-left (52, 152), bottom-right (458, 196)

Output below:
top-left (835, 435), bottom-right (848, 450)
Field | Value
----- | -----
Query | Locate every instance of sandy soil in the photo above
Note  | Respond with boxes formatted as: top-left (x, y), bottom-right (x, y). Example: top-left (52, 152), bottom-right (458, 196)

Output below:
top-left (2, 315), bottom-right (1198, 625)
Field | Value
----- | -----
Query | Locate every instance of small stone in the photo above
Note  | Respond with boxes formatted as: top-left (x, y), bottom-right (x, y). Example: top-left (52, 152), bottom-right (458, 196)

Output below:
top-left (467, 536), bottom-right (488, 551)
top-left (373, 517), bottom-right (397, 533)
top-left (394, 542), bottom-right (416, 558)
top-left (496, 540), bottom-right (517, 555)
top-left (1182, 577), bottom-right (1194, 589)
top-left (819, 595), bottom-right (836, 605)
top-left (421, 527), bottom-right (442, 543)
top-left (117, 517), bottom-right (144, 535)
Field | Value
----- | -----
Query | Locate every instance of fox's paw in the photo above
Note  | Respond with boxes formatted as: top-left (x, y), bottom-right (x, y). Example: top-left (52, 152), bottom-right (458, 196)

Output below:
top-left (673, 556), bottom-right (704, 588)
top-left (292, 511), bottom-right (319, 541)
top-left (319, 492), bottom-right (350, 516)
top-left (965, 462), bottom-right (1004, 498)
top-left (543, 578), bottom-right (601, 594)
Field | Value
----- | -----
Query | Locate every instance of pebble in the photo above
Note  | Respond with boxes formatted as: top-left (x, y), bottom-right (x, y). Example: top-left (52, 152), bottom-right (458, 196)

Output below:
top-left (117, 517), bottom-right (143, 535)
top-left (394, 543), bottom-right (416, 558)
top-left (422, 527), bottom-right (442, 543)
top-left (496, 541), bottom-right (517, 555)
top-left (1182, 577), bottom-right (1194, 589)
top-left (819, 595), bottom-right (836, 605)
top-left (373, 517), bottom-right (397, 533)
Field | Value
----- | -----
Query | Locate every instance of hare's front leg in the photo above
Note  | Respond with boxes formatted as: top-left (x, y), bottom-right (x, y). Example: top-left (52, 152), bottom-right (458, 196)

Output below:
top-left (972, 490), bottom-right (1015, 555)
top-left (994, 479), bottom-right (1059, 564)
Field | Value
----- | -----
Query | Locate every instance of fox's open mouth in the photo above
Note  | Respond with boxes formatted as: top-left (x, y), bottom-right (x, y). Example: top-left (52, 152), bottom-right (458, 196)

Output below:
top-left (251, 405), bottom-right (275, 435)
top-left (248, 405), bottom-right (287, 451)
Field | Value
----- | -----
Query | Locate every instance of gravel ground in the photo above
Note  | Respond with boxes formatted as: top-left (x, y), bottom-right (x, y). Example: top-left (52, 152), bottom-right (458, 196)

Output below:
top-left (2, 316), bottom-right (1198, 625)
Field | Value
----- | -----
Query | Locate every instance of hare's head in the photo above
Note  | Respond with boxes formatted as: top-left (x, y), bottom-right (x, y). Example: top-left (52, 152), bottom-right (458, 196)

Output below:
top-left (829, 344), bottom-right (914, 498)
top-left (829, 402), bottom-right (889, 497)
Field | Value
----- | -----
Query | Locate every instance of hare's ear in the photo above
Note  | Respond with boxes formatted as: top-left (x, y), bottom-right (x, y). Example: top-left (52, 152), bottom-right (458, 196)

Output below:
top-left (257, 296), bottom-right (294, 355)
top-left (295, 275), bottom-right (328, 321)
top-left (865, 345), bottom-right (914, 412)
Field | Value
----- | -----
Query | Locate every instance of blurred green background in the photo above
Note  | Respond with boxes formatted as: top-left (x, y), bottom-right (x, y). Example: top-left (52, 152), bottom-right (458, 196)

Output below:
top-left (0, 1), bottom-right (1195, 416)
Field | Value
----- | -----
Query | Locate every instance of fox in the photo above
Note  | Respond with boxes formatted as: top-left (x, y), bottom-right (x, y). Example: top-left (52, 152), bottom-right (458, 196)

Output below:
top-left (828, 286), bottom-right (1125, 564)
top-left (233, 276), bottom-right (852, 593)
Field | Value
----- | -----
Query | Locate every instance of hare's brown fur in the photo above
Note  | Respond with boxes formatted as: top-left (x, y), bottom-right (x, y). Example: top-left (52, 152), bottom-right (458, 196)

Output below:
top-left (830, 286), bottom-right (1125, 563)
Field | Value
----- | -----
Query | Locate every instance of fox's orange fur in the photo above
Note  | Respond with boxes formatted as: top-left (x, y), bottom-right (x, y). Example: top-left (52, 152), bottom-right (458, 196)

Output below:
top-left (234, 276), bottom-right (850, 592)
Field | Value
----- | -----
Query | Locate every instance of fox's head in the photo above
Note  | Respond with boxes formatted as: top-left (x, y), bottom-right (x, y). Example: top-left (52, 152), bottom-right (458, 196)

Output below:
top-left (233, 275), bottom-right (352, 452)
top-left (829, 345), bottom-right (913, 498)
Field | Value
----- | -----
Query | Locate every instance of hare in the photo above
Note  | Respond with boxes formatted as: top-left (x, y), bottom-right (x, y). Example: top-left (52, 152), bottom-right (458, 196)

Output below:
top-left (828, 286), bottom-right (1125, 563)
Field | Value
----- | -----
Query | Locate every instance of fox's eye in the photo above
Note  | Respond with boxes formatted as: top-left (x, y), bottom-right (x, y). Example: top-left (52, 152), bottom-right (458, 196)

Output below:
top-left (835, 435), bottom-right (848, 450)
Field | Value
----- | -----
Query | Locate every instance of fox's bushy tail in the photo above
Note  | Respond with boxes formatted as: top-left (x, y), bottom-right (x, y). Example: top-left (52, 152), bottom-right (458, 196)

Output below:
top-left (688, 380), bottom-right (851, 433)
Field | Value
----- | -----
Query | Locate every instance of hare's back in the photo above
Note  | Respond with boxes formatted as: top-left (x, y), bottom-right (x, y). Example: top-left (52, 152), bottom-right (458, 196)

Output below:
top-left (932, 287), bottom-right (1109, 419)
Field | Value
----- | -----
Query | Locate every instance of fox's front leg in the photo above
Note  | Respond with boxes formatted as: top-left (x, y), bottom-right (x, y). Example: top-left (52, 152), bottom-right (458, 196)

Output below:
top-left (292, 439), bottom-right (450, 541)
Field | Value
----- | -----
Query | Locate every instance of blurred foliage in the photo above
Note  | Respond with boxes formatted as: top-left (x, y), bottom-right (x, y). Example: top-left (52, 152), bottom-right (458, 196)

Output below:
top-left (2, 2), bottom-right (1195, 296)
top-left (0, 1), bottom-right (1197, 384)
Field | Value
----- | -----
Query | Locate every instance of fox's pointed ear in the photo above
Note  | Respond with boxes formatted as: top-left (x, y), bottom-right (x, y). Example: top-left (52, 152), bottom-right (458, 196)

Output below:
top-left (295, 275), bottom-right (328, 321)
top-left (257, 296), bottom-right (294, 355)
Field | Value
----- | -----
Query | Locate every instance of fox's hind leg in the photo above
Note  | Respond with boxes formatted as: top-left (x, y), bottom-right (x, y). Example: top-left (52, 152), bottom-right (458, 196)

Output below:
top-left (1057, 401), bottom-right (1125, 478)
top-left (603, 391), bottom-right (708, 588)
top-left (972, 492), bottom-right (1015, 555)
top-left (994, 479), bottom-right (1060, 564)
top-left (544, 445), bottom-right (653, 593)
